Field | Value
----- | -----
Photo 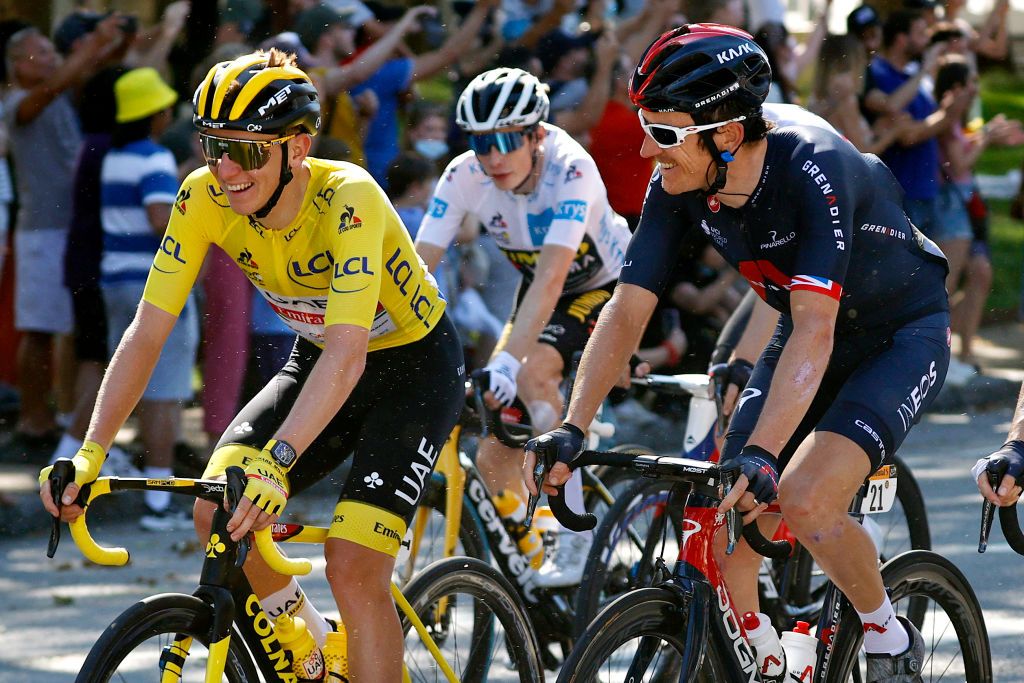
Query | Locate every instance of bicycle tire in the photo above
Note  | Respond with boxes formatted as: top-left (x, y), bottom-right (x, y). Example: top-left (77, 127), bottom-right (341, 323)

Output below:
top-left (401, 556), bottom-right (544, 683)
top-left (574, 477), bottom-right (680, 636)
top-left (824, 550), bottom-right (991, 683)
top-left (560, 586), bottom-right (727, 683)
top-left (76, 593), bottom-right (257, 683)
top-left (397, 474), bottom-right (489, 585)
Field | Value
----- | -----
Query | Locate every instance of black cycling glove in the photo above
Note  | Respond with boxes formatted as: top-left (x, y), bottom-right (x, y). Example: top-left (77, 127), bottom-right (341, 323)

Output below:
top-left (720, 444), bottom-right (779, 505)
top-left (709, 358), bottom-right (755, 401)
top-left (526, 423), bottom-right (585, 468)
top-left (972, 439), bottom-right (1024, 487)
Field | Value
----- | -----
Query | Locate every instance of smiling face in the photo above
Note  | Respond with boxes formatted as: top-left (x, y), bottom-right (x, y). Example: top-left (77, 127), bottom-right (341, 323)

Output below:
top-left (473, 126), bottom-right (544, 192)
top-left (203, 128), bottom-right (309, 217)
top-left (638, 110), bottom-right (735, 195)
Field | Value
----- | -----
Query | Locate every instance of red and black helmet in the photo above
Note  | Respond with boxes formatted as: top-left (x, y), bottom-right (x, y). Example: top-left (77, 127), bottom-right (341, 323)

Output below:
top-left (629, 24), bottom-right (771, 117)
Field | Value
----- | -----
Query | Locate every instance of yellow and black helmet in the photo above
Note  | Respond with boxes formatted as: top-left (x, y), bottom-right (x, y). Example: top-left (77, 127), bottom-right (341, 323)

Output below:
top-left (192, 50), bottom-right (321, 136)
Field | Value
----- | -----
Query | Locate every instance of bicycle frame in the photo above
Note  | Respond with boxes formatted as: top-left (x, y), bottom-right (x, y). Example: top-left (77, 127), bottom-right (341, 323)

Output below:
top-left (57, 475), bottom-right (459, 683)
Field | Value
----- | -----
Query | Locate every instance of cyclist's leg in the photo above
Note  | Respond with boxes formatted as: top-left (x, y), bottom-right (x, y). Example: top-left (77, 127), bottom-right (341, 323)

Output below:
top-left (777, 312), bottom-right (949, 651)
top-left (193, 337), bottom-right (361, 629)
top-left (324, 314), bottom-right (464, 680)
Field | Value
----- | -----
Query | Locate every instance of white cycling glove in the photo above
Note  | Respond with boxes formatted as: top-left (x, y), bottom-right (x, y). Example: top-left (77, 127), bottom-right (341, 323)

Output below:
top-left (484, 351), bottom-right (521, 407)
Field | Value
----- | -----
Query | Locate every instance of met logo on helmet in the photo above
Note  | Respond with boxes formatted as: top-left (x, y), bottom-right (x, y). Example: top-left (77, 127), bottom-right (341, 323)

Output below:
top-left (716, 43), bottom-right (753, 64)
top-left (258, 85), bottom-right (293, 116)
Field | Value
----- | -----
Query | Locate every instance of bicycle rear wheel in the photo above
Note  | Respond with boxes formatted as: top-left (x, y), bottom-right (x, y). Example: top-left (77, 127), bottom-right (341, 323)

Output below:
top-left (824, 550), bottom-right (991, 682)
top-left (400, 556), bottom-right (544, 683)
top-left (76, 593), bottom-right (256, 682)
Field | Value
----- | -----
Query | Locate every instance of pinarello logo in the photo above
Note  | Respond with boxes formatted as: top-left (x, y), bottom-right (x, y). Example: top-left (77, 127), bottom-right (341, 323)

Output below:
top-left (707, 194), bottom-right (721, 213)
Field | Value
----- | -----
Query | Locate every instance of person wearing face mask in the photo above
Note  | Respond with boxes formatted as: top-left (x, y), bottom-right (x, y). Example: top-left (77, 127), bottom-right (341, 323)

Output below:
top-left (39, 49), bottom-right (465, 681)
top-left (405, 101), bottom-right (450, 165)
top-left (414, 68), bottom-right (633, 588)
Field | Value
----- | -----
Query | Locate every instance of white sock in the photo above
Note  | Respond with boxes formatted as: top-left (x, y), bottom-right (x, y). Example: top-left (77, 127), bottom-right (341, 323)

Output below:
top-left (143, 467), bottom-right (173, 511)
top-left (857, 594), bottom-right (909, 655)
top-left (262, 579), bottom-right (331, 646)
top-left (50, 434), bottom-right (83, 464)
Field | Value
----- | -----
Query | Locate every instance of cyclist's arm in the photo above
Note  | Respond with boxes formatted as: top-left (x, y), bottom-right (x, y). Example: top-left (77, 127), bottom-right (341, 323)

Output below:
top-left (498, 243), bottom-right (575, 363)
top-left (415, 163), bottom-right (471, 272)
top-left (731, 294), bottom-right (779, 365)
top-left (977, 381), bottom-right (1024, 505)
top-left (269, 324), bottom-right (369, 454)
top-left (746, 291), bottom-right (838, 454)
top-left (41, 302), bottom-right (178, 518)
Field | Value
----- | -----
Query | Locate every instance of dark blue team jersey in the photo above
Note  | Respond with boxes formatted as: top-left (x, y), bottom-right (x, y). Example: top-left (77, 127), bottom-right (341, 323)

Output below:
top-left (621, 125), bottom-right (949, 333)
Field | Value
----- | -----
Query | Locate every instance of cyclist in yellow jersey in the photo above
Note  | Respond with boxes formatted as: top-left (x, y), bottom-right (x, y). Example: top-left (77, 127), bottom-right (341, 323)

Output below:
top-left (40, 49), bottom-right (465, 680)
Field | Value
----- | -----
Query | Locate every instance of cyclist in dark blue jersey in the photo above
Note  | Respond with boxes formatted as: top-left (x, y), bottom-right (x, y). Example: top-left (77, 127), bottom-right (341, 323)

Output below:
top-left (526, 24), bottom-right (950, 682)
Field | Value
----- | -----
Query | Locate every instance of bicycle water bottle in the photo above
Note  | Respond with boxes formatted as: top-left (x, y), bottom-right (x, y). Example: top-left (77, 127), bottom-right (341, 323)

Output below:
top-left (323, 625), bottom-right (350, 682)
top-left (742, 611), bottom-right (787, 683)
top-left (494, 489), bottom-right (544, 569)
top-left (780, 621), bottom-right (817, 683)
top-left (274, 614), bottom-right (326, 681)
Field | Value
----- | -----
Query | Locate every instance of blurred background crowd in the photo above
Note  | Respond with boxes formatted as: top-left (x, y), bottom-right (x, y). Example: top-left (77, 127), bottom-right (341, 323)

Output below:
top-left (0, 0), bottom-right (1022, 526)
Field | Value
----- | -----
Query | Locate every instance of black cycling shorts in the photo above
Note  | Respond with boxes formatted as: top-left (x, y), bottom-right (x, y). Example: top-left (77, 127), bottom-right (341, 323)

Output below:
top-left (508, 282), bottom-right (615, 373)
top-left (206, 314), bottom-right (465, 537)
top-left (722, 311), bottom-right (951, 473)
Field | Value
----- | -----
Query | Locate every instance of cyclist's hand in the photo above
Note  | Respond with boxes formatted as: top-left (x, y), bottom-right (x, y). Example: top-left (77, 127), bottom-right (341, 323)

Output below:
top-left (228, 444), bottom-right (292, 542)
top-left (718, 445), bottom-right (778, 516)
top-left (524, 423), bottom-right (585, 496)
top-left (483, 351), bottom-right (521, 408)
top-left (709, 358), bottom-right (754, 418)
top-left (39, 441), bottom-right (106, 522)
top-left (973, 440), bottom-right (1024, 507)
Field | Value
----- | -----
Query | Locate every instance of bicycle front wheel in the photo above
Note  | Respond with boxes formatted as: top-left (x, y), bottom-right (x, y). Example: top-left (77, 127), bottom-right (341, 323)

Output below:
top-left (76, 593), bottom-right (256, 683)
top-left (824, 550), bottom-right (991, 682)
top-left (400, 556), bottom-right (544, 683)
top-left (560, 587), bottom-right (726, 683)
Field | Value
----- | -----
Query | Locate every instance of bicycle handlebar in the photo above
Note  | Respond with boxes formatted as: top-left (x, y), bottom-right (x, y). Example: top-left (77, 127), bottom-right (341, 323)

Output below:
top-left (468, 373), bottom-right (533, 449)
top-left (979, 470), bottom-right (1024, 555)
top-left (541, 450), bottom-right (792, 559)
top-left (45, 462), bottom-right (311, 575)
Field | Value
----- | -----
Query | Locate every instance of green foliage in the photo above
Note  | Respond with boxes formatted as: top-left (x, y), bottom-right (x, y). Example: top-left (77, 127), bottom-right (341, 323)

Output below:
top-left (986, 199), bottom-right (1023, 317)
top-left (977, 70), bottom-right (1024, 175)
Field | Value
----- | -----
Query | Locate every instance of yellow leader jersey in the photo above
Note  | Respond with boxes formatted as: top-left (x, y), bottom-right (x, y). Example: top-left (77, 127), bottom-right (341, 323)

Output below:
top-left (143, 158), bottom-right (446, 351)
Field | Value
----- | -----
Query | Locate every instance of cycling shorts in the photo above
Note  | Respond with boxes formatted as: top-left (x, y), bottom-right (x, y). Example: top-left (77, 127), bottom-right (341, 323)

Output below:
top-left (505, 282), bottom-right (615, 373)
top-left (204, 314), bottom-right (465, 556)
top-left (722, 311), bottom-right (951, 473)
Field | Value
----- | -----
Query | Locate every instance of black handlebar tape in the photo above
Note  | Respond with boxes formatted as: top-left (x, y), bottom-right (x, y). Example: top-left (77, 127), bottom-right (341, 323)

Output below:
top-left (225, 466), bottom-right (247, 511)
top-left (742, 521), bottom-right (793, 559)
top-left (999, 504), bottom-right (1024, 556)
top-left (548, 486), bottom-right (597, 532)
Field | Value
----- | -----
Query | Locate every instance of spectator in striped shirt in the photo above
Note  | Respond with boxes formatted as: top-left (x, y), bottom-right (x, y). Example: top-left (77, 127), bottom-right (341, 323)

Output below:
top-left (100, 67), bottom-right (198, 531)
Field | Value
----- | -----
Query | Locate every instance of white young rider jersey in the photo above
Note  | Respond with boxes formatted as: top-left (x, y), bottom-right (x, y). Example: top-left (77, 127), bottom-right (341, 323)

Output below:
top-left (416, 123), bottom-right (631, 295)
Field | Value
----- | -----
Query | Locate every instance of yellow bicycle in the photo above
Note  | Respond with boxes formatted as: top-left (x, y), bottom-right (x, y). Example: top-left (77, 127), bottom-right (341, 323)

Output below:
top-left (45, 462), bottom-right (544, 682)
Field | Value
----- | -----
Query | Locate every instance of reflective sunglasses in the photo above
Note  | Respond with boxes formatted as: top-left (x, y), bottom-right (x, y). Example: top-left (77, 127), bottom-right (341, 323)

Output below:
top-left (467, 130), bottom-right (529, 155)
top-left (637, 111), bottom-right (747, 149)
top-left (199, 133), bottom-right (297, 171)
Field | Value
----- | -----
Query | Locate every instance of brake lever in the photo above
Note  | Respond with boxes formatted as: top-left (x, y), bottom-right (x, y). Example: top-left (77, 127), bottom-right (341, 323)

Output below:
top-left (225, 466), bottom-right (251, 567)
top-left (524, 458), bottom-right (546, 529)
top-left (46, 460), bottom-right (84, 559)
top-left (979, 469), bottom-right (1001, 553)
top-left (721, 470), bottom-right (741, 555)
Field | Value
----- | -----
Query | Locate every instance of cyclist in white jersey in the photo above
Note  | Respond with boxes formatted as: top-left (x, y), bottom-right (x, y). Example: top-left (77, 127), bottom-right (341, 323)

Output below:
top-left (415, 68), bottom-right (632, 586)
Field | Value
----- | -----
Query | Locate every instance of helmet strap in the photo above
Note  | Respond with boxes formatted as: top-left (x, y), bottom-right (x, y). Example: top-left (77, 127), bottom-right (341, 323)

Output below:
top-left (699, 129), bottom-right (730, 197)
top-left (252, 141), bottom-right (294, 220)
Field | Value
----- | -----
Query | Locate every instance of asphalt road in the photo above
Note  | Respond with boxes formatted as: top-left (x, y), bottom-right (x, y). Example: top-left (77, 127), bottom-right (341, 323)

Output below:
top-left (0, 406), bottom-right (1021, 682)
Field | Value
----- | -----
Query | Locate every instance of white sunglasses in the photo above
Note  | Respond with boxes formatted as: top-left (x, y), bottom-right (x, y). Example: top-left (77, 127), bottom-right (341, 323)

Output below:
top-left (637, 111), bottom-right (747, 149)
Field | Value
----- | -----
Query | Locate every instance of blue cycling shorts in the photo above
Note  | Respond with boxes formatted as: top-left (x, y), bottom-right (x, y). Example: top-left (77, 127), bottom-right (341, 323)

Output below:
top-left (723, 312), bottom-right (951, 473)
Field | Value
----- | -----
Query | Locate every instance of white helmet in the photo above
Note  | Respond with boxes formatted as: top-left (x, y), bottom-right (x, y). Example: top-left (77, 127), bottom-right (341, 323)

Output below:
top-left (456, 68), bottom-right (550, 133)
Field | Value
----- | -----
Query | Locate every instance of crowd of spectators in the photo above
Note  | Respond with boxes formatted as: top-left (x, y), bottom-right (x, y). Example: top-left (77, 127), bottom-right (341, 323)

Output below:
top-left (0, 0), bottom-right (1022, 515)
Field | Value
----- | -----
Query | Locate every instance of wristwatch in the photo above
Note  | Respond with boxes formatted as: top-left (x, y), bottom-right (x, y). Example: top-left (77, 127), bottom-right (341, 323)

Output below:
top-left (267, 439), bottom-right (298, 471)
